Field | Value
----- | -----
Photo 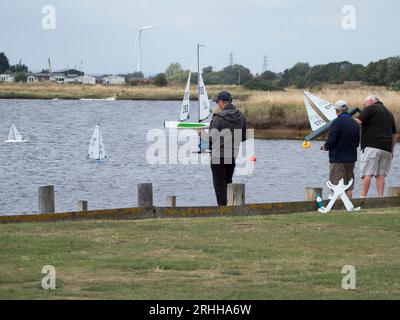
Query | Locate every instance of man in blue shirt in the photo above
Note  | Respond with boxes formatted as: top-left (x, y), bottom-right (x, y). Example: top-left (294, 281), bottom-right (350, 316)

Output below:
top-left (321, 100), bottom-right (360, 198)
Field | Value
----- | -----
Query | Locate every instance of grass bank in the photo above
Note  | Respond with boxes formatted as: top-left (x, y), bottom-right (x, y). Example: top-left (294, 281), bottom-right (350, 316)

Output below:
top-left (0, 208), bottom-right (399, 299)
top-left (239, 85), bottom-right (400, 132)
top-left (0, 82), bottom-right (252, 101)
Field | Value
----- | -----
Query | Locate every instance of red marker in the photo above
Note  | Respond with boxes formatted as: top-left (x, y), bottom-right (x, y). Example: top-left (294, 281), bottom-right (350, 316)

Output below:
top-left (250, 155), bottom-right (257, 162)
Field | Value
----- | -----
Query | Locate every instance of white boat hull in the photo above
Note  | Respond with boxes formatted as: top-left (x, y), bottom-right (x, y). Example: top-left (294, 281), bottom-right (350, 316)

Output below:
top-left (164, 121), bottom-right (210, 129)
top-left (5, 140), bottom-right (28, 143)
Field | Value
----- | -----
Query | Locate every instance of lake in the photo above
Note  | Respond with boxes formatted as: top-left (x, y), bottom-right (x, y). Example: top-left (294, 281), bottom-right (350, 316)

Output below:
top-left (0, 99), bottom-right (399, 215)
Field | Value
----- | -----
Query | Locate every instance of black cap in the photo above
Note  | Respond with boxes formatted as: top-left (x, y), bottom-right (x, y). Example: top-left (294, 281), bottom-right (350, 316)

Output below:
top-left (212, 91), bottom-right (233, 103)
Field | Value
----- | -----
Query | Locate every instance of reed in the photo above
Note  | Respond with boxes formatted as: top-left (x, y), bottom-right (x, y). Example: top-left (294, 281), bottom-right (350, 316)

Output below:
top-left (238, 86), bottom-right (400, 131)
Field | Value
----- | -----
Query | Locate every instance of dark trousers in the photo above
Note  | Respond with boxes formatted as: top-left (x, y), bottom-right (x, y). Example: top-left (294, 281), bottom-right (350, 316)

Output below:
top-left (211, 159), bottom-right (236, 206)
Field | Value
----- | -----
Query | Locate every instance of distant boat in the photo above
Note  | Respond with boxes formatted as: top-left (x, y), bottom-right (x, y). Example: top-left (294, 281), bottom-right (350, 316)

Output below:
top-left (5, 123), bottom-right (27, 143)
top-left (80, 97), bottom-right (116, 101)
top-left (87, 124), bottom-right (107, 161)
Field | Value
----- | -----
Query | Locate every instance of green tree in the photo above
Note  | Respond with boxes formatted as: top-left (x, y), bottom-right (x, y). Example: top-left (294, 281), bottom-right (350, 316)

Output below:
top-left (154, 73), bottom-right (168, 87)
top-left (219, 64), bottom-right (253, 85)
top-left (129, 71), bottom-right (144, 79)
top-left (385, 57), bottom-right (400, 85)
top-left (0, 52), bottom-right (10, 73)
top-left (365, 59), bottom-right (388, 86)
top-left (165, 63), bottom-right (189, 83)
top-left (14, 72), bottom-right (28, 82)
top-left (260, 70), bottom-right (278, 81)
top-left (9, 60), bottom-right (29, 73)
top-left (202, 66), bottom-right (213, 75)
top-left (203, 71), bottom-right (223, 85)
top-left (282, 62), bottom-right (310, 88)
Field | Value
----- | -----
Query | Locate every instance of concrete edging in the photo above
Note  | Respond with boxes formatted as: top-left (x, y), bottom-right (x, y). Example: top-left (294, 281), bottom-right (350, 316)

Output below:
top-left (0, 196), bottom-right (399, 224)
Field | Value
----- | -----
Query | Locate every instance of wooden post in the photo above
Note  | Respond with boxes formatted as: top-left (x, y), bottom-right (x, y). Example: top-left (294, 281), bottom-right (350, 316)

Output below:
top-left (38, 185), bottom-right (55, 214)
top-left (138, 183), bottom-right (153, 208)
top-left (388, 187), bottom-right (400, 197)
top-left (305, 187), bottom-right (323, 201)
top-left (77, 200), bottom-right (88, 211)
top-left (166, 196), bottom-right (176, 207)
top-left (227, 184), bottom-right (245, 206)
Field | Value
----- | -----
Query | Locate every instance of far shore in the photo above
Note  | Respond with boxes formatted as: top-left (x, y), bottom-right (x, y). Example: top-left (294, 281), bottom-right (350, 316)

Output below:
top-left (1, 82), bottom-right (399, 141)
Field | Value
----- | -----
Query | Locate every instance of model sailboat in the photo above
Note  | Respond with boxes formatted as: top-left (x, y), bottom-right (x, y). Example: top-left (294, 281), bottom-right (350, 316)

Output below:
top-left (164, 45), bottom-right (212, 129)
top-left (87, 124), bottom-right (107, 161)
top-left (302, 91), bottom-right (361, 147)
top-left (5, 123), bottom-right (27, 143)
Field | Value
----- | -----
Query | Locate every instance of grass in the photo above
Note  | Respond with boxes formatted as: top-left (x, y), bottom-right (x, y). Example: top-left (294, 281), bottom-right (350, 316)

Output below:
top-left (0, 208), bottom-right (399, 300)
top-left (239, 85), bottom-right (400, 132)
top-left (1, 82), bottom-right (400, 139)
top-left (0, 82), bottom-right (252, 101)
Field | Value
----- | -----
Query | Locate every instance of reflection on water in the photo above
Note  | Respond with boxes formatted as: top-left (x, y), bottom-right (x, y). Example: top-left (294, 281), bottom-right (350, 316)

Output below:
top-left (0, 99), bottom-right (399, 215)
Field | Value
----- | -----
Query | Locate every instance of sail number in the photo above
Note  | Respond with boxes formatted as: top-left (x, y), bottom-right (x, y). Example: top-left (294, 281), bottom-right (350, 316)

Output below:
top-left (314, 120), bottom-right (325, 127)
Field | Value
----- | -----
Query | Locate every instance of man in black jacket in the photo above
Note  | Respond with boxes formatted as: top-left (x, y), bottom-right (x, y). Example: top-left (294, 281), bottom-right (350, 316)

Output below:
top-left (355, 96), bottom-right (397, 197)
top-left (321, 100), bottom-right (360, 198)
top-left (208, 91), bottom-right (247, 206)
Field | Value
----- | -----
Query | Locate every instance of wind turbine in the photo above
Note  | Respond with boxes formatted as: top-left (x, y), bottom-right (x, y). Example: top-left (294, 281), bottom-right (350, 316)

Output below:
top-left (117, 10), bottom-right (159, 73)
top-left (136, 24), bottom-right (159, 73)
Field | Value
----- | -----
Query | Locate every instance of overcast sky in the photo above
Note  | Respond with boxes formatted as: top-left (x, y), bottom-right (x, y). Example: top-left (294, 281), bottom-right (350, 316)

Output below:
top-left (1, 0), bottom-right (399, 75)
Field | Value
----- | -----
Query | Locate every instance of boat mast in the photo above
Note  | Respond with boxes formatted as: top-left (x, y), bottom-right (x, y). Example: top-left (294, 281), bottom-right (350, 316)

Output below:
top-left (97, 123), bottom-right (100, 160)
top-left (197, 44), bottom-right (205, 123)
top-left (11, 123), bottom-right (15, 140)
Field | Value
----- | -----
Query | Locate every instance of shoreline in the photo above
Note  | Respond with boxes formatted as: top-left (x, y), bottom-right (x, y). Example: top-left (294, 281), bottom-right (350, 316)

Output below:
top-left (254, 129), bottom-right (326, 141)
top-left (2, 83), bottom-right (400, 142)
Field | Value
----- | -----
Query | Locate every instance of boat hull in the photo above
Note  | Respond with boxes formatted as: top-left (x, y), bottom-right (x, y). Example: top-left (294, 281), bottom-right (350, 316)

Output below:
top-left (164, 121), bottom-right (210, 129)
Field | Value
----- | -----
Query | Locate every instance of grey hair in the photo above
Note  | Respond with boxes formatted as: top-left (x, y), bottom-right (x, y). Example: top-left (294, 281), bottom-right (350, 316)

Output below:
top-left (365, 95), bottom-right (380, 103)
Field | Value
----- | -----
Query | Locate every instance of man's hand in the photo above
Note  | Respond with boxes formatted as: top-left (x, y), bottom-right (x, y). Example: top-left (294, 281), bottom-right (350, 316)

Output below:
top-left (320, 145), bottom-right (327, 151)
top-left (354, 118), bottom-right (362, 125)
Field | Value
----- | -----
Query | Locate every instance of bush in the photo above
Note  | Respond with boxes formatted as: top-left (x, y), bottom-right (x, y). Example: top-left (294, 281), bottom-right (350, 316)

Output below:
top-left (244, 79), bottom-right (283, 91)
top-left (154, 73), bottom-right (168, 87)
top-left (14, 72), bottom-right (28, 83)
top-left (390, 80), bottom-right (400, 91)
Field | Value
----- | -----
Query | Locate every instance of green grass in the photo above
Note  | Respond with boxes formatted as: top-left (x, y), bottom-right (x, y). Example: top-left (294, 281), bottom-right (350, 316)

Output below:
top-left (0, 209), bottom-right (399, 300)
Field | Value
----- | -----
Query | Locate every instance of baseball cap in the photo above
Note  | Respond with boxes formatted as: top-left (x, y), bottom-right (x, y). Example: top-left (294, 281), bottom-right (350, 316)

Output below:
top-left (212, 91), bottom-right (233, 103)
top-left (334, 100), bottom-right (348, 110)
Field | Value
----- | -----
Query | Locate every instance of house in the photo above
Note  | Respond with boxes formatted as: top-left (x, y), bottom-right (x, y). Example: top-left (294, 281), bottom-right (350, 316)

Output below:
top-left (48, 69), bottom-right (85, 84)
top-left (0, 74), bottom-right (15, 83)
top-left (74, 75), bottom-right (96, 85)
top-left (29, 72), bottom-right (51, 82)
top-left (102, 75), bottom-right (125, 85)
top-left (50, 74), bottom-right (66, 83)
top-left (27, 75), bottom-right (39, 83)
top-left (54, 69), bottom-right (84, 78)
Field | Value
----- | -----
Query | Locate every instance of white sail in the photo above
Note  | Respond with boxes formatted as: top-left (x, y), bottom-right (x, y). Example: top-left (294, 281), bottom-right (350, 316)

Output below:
top-left (179, 71), bottom-right (191, 121)
top-left (88, 124), bottom-right (107, 161)
top-left (304, 97), bottom-right (327, 131)
top-left (303, 91), bottom-right (337, 122)
top-left (198, 72), bottom-right (211, 122)
top-left (6, 123), bottom-right (24, 142)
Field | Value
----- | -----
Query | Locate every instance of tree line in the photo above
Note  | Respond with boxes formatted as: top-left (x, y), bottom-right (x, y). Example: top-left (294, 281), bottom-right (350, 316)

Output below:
top-left (2, 51), bottom-right (400, 90)
top-left (159, 56), bottom-right (400, 91)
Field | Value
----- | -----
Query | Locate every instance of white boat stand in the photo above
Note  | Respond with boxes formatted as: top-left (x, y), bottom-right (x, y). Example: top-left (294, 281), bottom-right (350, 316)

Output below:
top-left (318, 179), bottom-right (361, 214)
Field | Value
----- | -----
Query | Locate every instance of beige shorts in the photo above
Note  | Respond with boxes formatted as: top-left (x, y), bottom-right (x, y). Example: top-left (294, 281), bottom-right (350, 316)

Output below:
top-left (360, 147), bottom-right (392, 178)
top-left (329, 162), bottom-right (355, 191)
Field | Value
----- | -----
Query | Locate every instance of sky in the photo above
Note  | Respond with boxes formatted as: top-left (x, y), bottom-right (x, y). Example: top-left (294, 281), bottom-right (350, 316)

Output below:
top-left (1, 0), bottom-right (400, 75)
